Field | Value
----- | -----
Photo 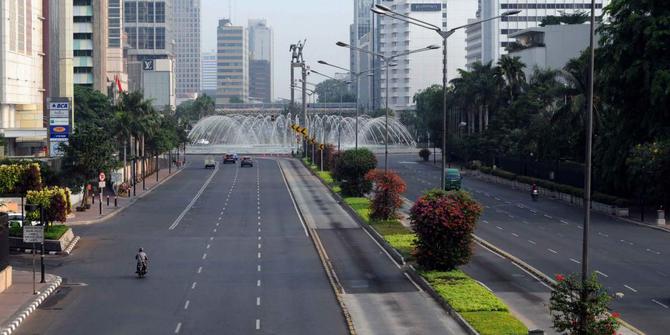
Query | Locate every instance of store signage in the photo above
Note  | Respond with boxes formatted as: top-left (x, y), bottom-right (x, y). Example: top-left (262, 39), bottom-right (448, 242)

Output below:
top-left (410, 3), bottom-right (442, 11)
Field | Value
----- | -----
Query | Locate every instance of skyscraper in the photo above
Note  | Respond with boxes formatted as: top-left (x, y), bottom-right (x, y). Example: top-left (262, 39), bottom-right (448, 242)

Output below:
top-left (216, 19), bottom-right (248, 104)
top-left (200, 50), bottom-right (217, 95)
top-left (107, 0), bottom-right (128, 97)
top-left (72, 0), bottom-right (108, 92)
top-left (173, 0), bottom-right (200, 102)
top-left (248, 19), bottom-right (273, 103)
top-left (467, 0), bottom-right (609, 67)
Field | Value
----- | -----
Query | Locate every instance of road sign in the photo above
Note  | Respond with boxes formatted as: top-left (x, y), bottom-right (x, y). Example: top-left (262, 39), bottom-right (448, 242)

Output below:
top-left (99, 172), bottom-right (106, 182)
top-left (301, 128), bottom-right (308, 136)
top-left (98, 181), bottom-right (106, 188)
top-left (23, 226), bottom-right (44, 243)
top-left (319, 144), bottom-right (325, 151)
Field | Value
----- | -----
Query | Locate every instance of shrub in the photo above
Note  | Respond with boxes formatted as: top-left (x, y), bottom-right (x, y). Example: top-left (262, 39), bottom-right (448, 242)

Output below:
top-left (410, 190), bottom-right (483, 270)
top-left (26, 187), bottom-right (71, 226)
top-left (365, 169), bottom-right (407, 220)
top-left (332, 148), bottom-right (377, 196)
top-left (419, 148), bottom-right (431, 161)
top-left (549, 273), bottom-right (620, 335)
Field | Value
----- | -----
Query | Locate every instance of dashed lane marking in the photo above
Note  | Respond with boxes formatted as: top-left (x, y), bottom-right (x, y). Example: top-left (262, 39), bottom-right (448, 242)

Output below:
top-left (496, 226), bottom-right (504, 230)
top-left (598, 232), bottom-right (609, 238)
top-left (256, 297), bottom-right (261, 306)
top-left (257, 280), bottom-right (261, 287)
top-left (175, 322), bottom-right (182, 334)
top-left (528, 240), bottom-right (537, 245)
top-left (202, 253), bottom-right (207, 260)
top-left (652, 299), bottom-right (669, 309)
top-left (624, 285), bottom-right (638, 293)
top-left (512, 233), bottom-right (519, 237)
top-left (197, 266), bottom-right (202, 274)
top-left (257, 265), bottom-right (261, 272)
top-left (191, 282), bottom-right (197, 289)
top-left (184, 300), bottom-right (190, 310)
top-left (256, 319), bottom-right (261, 330)
top-left (548, 249), bottom-right (558, 254)
top-left (570, 258), bottom-right (581, 264)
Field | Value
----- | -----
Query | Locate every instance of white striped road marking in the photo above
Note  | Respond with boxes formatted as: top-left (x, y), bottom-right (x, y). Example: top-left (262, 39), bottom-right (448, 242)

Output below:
top-left (258, 243), bottom-right (261, 249)
top-left (258, 236), bottom-right (261, 240)
top-left (197, 266), bottom-right (202, 274)
top-left (216, 222), bottom-right (220, 227)
top-left (570, 258), bottom-right (581, 264)
top-left (191, 282), bottom-right (197, 289)
top-left (523, 220), bottom-right (529, 224)
top-left (482, 220), bottom-right (489, 224)
top-left (528, 240), bottom-right (537, 245)
top-left (548, 249), bottom-right (558, 254)
top-left (496, 226), bottom-right (504, 230)
top-left (544, 214), bottom-right (553, 219)
top-left (624, 285), bottom-right (638, 293)
top-left (646, 248), bottom-right (662, 255)
top-left (494, 197), bottom-right (501, 201)
top-left (202, 253), bottom-right (207, 260)
top-left (175, 322), bottom-right (182, 334)
top-left (169, 166), bottom-right (219, 230)
top-left (258, 227), bottom-right (261, 233)
top-left (257, 265), bottom-right (261, 272)
top-left (210, 237), bottom-right (214, 241)
top-left (620, 239), bottom-right (634, 246)
top-left (257, 297), bottom-right (261, 306)
top-left (652, 299), bottom-right (669, 309)
top-left (213, 228), bottom-right (217, 233)
top-left (508, 214), bottom-right (515, 219)
top-left (256, 319), bottom-right (261, 330)
top-left (257, 280), bottom-right (261, 287)
top-left (598, 232), bottom-right (609, 237)
top-left (595, 270), bottom-right (609, 278)
top-left (512, 233), bottom-right (519, 237)
top-left (206, 244), bottom-right (210, 249)
top-left (530, 209), bottom-right (538, 214)
top-left (577, 225), bottom-right (583, 229)
top-left (561, 220), bottom-right (569, 224)
top-left (184, 300), bottom-right (190, 310)
top-left (258, 252), bottom-right (261, 259)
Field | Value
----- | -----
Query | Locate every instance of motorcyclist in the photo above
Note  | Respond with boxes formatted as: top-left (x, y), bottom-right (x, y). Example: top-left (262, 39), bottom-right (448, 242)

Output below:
top-left (135, 248), bottom-right (149, 275)
top-left (531, 183), bottom-right (539, 200)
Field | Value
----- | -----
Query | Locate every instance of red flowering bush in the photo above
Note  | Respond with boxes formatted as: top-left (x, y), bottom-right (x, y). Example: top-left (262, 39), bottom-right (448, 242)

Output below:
top-left (410, 189), bottom-right (483, 270)
top-left (549, 273), bottom-right (620, 335)
top-left (365, 169), bottom-right (407, 221)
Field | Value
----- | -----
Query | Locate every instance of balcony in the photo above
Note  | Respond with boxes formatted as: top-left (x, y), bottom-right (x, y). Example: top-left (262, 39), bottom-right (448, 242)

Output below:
top-left (74, 22), bottom-right (93, 33)
top-left (74, 56), bottom-right (93, 67)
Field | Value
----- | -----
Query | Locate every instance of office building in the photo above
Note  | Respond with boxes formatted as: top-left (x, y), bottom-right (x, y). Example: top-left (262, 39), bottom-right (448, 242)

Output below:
top-left (216, 19), bottom-right (248, 104)
top-left (376, 0), bottom-right (476, 110)
top-left (124, 0), bottom-right (176, 108)
top-left (353, 0), bottom-right (374, 106)
top-left (173, 0), bottom-right (200, 102)
top-left (467, 0), bottom-right (608, 67)
top-left (248, 19), bottom-right (273, 103)
top-left (200, 50), bottom-right (217, 95)
top-left (73, 0), bottom-right (108, 92)
top-left (106, 0), bottom-right (128, 97)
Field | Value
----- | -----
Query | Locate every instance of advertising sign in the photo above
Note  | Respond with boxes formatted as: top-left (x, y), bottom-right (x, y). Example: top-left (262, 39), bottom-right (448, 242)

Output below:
top-left (410, 3), bottom-right (442, 11)
top-left (143, 59), bottom-right (154, 71)
top-left (49, 118), bottom-right (69, 126)
top-left (49, 125), bottom-right (70, 139)
top-left (49, 109), bottom-right (69, 118)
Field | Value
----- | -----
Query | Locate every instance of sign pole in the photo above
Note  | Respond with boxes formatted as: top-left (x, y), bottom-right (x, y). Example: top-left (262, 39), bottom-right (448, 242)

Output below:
top-left (32, 243), bottom-right (36, 294)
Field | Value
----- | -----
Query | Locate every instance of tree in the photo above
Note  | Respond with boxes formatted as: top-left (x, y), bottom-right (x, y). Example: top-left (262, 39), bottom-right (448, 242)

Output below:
top-left (331, 148), bottom-right (377, 197)
top-left (60, 125), bottom-right (120, 193)
top-left (365, 170), bottom-right (407, 221)
top-left (73, 86), bottom-right (114, 129)
top-left (496, 55), bottom-right (526, 102)
top-left (410, 190), bottom-right (482, 270)
top-left (540, 12), bottom-right (589, 26)
top-left (314, 79), bottom-right (356, 103)
top-left (229, 96), bottom-right (244, 104)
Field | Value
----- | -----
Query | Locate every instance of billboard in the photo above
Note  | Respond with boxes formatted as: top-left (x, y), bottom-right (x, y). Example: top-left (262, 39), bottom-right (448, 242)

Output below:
top-left (410, 3), bottom-right (442, 11)
top-left (48, 97), bottom-right (72, 157)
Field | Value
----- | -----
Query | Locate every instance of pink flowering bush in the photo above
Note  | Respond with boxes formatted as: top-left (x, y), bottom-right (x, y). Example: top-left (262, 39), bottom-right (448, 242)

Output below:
top-left (365, 169), bottom-right (407, 221)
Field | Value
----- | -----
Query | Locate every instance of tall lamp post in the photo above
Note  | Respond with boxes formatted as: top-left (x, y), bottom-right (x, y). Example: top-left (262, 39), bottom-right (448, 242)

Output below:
top-left (371, 4), bottom-right (520, 188)
top-left (336, 41), bottom-right (439, 172)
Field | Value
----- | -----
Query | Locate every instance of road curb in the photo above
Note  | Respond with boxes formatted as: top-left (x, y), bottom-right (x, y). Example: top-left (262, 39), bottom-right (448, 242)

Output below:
top-left (61, 236), bottom-right (80, 255)
top-left (0, 275), bottom-right (62, 335)
top-left (70, 166), bottom-right (186, 226)
top-left (277, 160), bottom-right (357, 335)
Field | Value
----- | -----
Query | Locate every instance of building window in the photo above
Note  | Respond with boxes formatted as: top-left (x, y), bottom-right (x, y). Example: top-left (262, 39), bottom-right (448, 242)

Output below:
top-left (138, 27), bottom-right (155, 49)
top-left (74, 49), bottom-right (92, 57)
top-left (155, 27), bottom-right (165, 49)
top-left (137, 1), bottom-right (154, 23)
top-left (125, 27), bottom-right (137, 48)
top-left (124, 1), bottom-right (136, 23)
top-left (155, 2), bottom-right (165, 23)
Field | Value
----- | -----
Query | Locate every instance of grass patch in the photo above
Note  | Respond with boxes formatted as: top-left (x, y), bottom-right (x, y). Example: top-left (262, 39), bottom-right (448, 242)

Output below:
top-left (9, 224), bottom-right (70, 240)
top-left (344, 197), bottom-right (371, 223)
top-left (370, 220), bottom-right (415, 259)
top-left (317, 171), bottom-right (335, 185)
top-left (460, 312), bottom-right (528, 335)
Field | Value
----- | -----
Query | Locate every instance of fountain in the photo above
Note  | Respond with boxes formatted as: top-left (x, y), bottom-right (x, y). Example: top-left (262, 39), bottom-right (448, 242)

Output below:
top-left (187, 113), bottom-right (416, 154)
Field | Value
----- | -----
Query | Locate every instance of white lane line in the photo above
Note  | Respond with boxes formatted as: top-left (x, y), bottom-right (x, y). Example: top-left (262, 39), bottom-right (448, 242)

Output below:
top-left (508, 214), bottom-right (515, 219)
top-left (598, 232), bottom-right (609, 237)
top-left (646, 248), bottom-right (662, 255)
top-left (577, 225), bottom-right (583, 230)
top-left (257, 280), bottom-right (261, 287)
top-left (570, 258), bottom-right (581, 264)
top-left (258, 222), bottom-right (261, 226)
top-left (560, 220), bottom-right (569, 224)
top-left (257, 265), bottom-right (261, 272)
top-left (528, 240), bottom-right (537, 245)
top-left (220, 211), bottom-right (224, 215)
top-left (512, 233), bottom-right (519, 237)
top-left (202, 253), bottom-right (207, 260)
top-left (595, 270), bottom-right (609, 278)
top-left (169, 166), bottom-right (219, 230)
top-left (206, 244), bottom-right (210, 249)
top-left (256, 297), bottom-right (261, 306)
top-left (191, 282), bottom-right (197, 289)
top-left (197, 266), bottom-right (202, 274)
top-left (175, 322), bottom-right (182, 334)
top-left (652, 299), bottom-right (669, 309)
top-left (548, 249), bottom-right (558, 254)
top-left (256, 319), bottom-right (261, 330)
top-left (530, 209), bottom-right (538, 214)
top-left (494, 197), bottom-right (501, 201)
top-left (258, 252), bottom-right (261, 259)
top-left (210, 236), bottom-right (214, 241)
top-left (482, 220), bottom-right (489, 224)
top-left (216, 222), bottom-right (220, 227)
top-left (218, 216), bottom-right (222, 220)
top-left (258, 243), bottom-right (262, 249)
top-left (624, 285), bottom-right (638, 293)
top-left (511, 262), bottom-right (553, 290)
top-left (258, 227), bottom-right (261, 233)
top-left (403, 272), bottom-right (424, 292)
top-left (620, 239), bottom-right (634, 246)
top-left (277, 160), bottom-right (309, 236)
top-left (522, 220), bottom-right (529, 224)
top-left (184, 300), bottom-right (190, 310)
top-left (544, 214), bottom-right (553, 219)
top-left (496, 226), bottom-right (504, 230)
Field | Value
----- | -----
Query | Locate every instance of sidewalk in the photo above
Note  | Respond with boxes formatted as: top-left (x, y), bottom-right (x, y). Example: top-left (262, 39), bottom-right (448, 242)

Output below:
top-left (68, 164), bottom-right (186, 225)
top-left (0, 269), bottom-right (61, 335)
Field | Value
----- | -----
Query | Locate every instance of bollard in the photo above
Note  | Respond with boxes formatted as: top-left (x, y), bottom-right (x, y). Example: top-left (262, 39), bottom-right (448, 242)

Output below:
top-left (107, 195), bottom-right (110, 206)
top-left (92, 194), bottom-right (95, 204)
top-left (658, 206), bottom-right (666, 226)
top-left (115, 197), bottom-right (118, 208)
top-left (99, 198), bottom-right (102, 215)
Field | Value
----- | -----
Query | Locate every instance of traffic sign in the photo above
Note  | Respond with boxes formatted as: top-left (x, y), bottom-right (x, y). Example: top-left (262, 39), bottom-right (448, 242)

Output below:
top-left (99, 181), bottom-right (106, 188)
top-left (319, 144), bottom-right (325, 151)
top-left (99, 172), bottom-right (106, 182)
top-left (23, 226), bottom-right (44, 243)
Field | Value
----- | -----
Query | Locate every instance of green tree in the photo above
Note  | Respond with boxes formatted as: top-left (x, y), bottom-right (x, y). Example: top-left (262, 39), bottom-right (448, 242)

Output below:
top-left (229, 96), bottom-right (244, 103)
top-left (314, 79), bottom-right (356, 103)
top-left (540, 12), bottom-right (589, 26)
top-left (73, 86), bottom-right (114, 129)
top-left (60, 125), bottom-right (120, 193)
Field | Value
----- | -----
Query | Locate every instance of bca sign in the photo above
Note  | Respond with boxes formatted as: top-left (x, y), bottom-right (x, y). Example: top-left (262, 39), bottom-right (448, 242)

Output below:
top-left (143, 59), bottom-right (154, 71)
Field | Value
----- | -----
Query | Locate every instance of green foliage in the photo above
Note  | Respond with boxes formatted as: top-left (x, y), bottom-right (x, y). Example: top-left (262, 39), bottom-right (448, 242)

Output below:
top-left (26, 187), bottom-right (71, 225)
top-left (332, 148), bottom-right (377, 197)
top-left (419, 148), bottom-right (431, 161)
top-left (549, 273), bottom-right (620, 335)
top-left (175, 94), bottom-right (215, 123)
top-left (344, 197), bottom-right (371, 223)
top-left (460, 312), bottom-right (528, 335)
top-left (61, 125), bottom-right (120, 189)
top-left (369, 220), bottom-right (415, 259)
top-left (626, 140), bottom-right (670, 208)
top-left (74, 86), bottom-right (114, 129)
top-left (365, 169), bottom-right (407, 220)
top-left (0, 163), bottom-right (43, 195)
top-left (410, 190), bottom-right (483, 270)
top-left (540, 12), bottom-right (589, 26)
top-left (314, 79), bottom-right (356, 103)
top-left (9, 224), bottom-right (69, 240)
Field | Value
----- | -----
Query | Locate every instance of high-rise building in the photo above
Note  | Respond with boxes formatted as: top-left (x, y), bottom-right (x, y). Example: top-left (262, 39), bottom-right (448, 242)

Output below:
top-left (377, 0), bottom-right (476, 110)
top-left (216, 19), bottom-right (248, 104)
top-left (200, 50), bottom-right (217, 95)
top-left (248, 19), bottom-right (273, 103)
top-left (72, 0), bottom-right (108, 92)
top-left (467, 0), bottom-right (609, 67)
top-left (173, 0), bottom-right (200, 102)
top-left (124, 0), bottom-right (176, 108)
top-left (106, 0), bottom-right (128, 97)
top-left (353, 0), bottom-right (374, 105)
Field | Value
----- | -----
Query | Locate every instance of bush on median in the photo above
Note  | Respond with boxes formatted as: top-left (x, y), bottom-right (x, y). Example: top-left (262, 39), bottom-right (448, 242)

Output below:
top-left (365, 169), bottom-right (407, 221)
top-left (331, 148), bottom-right (377, 197)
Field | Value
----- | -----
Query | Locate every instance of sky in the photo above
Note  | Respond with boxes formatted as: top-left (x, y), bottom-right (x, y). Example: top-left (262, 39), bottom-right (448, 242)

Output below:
top-left (201, 0), bottom-right (354, 100)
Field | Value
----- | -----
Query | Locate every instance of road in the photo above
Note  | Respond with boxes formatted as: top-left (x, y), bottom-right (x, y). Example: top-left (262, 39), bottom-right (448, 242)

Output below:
top-left (11, 156), bottom-right (346, 335)
top-left (383, 153), bottom-right (670, 334)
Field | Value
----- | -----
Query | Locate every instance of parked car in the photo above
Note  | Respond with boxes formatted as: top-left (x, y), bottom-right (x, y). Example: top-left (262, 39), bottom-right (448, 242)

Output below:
top-left (445, 168), bottom-right (462, 190)
top-left (222, 154), bottom-right (236, 164)
top-left (240, 156), bottom-right (254, 167)
top-left (204, 157), bottom-right (216, 169)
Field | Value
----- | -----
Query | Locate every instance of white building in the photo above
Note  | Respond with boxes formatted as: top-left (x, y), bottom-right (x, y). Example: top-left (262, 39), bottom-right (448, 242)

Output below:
top-left (248, 19), bottom-right (273, 103)
top-left (467, 0), bottom-right (608, 67)
top-left (106, 0), bottom-right (128, 97)
top-left (73, 0), bottom-right (108, 92)
top-left (200, 50), bottom-right (217, 94)
top-left (173, 0), bottom-right (200, 102)
top-left (216, 19), bottom-right (248, 104)
top-left (377, 0), bottom-right (477, 110)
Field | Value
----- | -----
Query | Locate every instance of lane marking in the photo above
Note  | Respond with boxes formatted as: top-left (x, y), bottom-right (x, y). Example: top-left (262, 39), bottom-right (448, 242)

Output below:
top-left (570, 258), bottom-right (581, 264)
top-left (560, 220), bottom-right (569, 224)
top-left (258, 227), bottom-right (261, 233)
top-left (206, 244), bottom-right (210, 249)
top-left (210, 237), bottom-right (214, 241)
top-left (530, 210), bottom-right (538, 214)
top-left (213, 228), bottom-right (217, 233)
top-left (257, 280), bottom-right (261, 287)
top-left (202, 253), bottom-right (207, 260)
top-left (544, 214), bottom-right (553, 219)
top-left (624, 285), bottom-right (638, 293)
top-left (258, 252), bottom-right (261, 259)
top-left (522, 220), bottom-right (529, 224)
top-left (169, 166), bottom-right (219, 230)
top-left (191, 282), bottom-right (197, 289)
top-left (184, 300), bottom-right (190, 310)
top-left (277, 160), bottom-right (308, 236)
top-left (577, 225), bottom-right (583, 230)
top-left (595, 270), bottom-right (608, 278)
top-left (528, 240), bottom-right (537, 245)
top-left (258, 236), bottom-right (261, 241)
top-left (175, 322), bottom-right (182, 334)
top-left (646, 248), bottom-right (661, 255)
top-left (197, 266), bottom-right (202, 274)
top-left (403, 272), bottom-right (423, 292)
top-left (598, 232), bottom-right (609, 238)
top-left (548, 249), bottom-right (558, 254)
top-left (256, 297), bottom-right (261, 306)
top-left (258, 243), bottom-right (262, 249)
top-left (511, 262), bottom-right (553, 290)
top-left (512, 233), bottom-right (519, 237)
top-left (257, 265), bottom-right (261, 272)
top-left (652, 299), bottom-right (669, 309)
top-left (482, 220), bottom-right (489, 224)
top-left (496, 226), bottom-right (504, 230)
top-left (256, 319), bottom-right (261, 330)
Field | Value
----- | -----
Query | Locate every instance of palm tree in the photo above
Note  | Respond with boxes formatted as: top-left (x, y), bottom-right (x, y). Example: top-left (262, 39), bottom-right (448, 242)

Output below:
top-left (497, 55), bottom-right (527, 102)
top-left (116, 92), bottom-right (158, 182)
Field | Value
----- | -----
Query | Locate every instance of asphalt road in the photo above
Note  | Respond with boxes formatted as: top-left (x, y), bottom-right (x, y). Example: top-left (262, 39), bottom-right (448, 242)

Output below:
top-left (382, 153), bottom-right (670, 334)
top-left (11, 156), bottom-right (346, 335)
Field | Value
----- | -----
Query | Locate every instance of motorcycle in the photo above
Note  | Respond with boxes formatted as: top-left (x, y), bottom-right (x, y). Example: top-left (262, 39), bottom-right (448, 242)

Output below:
top-left (531, 188), bottom-right (539, 202)
top-left (136, 262), bottom-right (148, 278)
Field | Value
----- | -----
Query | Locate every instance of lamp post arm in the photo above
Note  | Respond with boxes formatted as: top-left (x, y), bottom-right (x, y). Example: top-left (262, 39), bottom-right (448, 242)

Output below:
top-left (375, 8), bottom-right (441, 31)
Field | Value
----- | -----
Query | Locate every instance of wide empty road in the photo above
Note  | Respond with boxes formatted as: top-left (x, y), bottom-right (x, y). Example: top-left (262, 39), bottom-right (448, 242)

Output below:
top-left (13, 156), bottom-right (346, 335)
top-left (383, 153), bottom-right (670, 334)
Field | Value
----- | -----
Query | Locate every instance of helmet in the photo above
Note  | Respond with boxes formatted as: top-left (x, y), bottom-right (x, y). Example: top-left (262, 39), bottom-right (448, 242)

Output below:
top-left (139, 247), bottom-right (143, 252)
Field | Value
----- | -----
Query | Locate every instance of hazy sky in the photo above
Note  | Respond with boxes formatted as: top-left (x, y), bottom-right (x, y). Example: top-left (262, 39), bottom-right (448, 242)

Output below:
top-left (201, 0), bottom-right (354, 100)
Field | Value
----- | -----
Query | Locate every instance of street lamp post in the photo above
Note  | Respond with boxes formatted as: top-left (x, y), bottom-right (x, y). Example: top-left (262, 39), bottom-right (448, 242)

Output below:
top-left (372, 4), bottom-right (520, 188)
top-left (336, 41), bottom-right (439, 173)
top-left (310, 69), bottom-right (352, 152)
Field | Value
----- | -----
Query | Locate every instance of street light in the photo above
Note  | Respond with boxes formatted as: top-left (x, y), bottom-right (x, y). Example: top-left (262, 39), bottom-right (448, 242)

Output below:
top-left (337, 41), bottom-right (440, 172)
top-left (372, 5), bottom-right (520, 188)
top-left (310, 69), bottom-right (352, 152)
